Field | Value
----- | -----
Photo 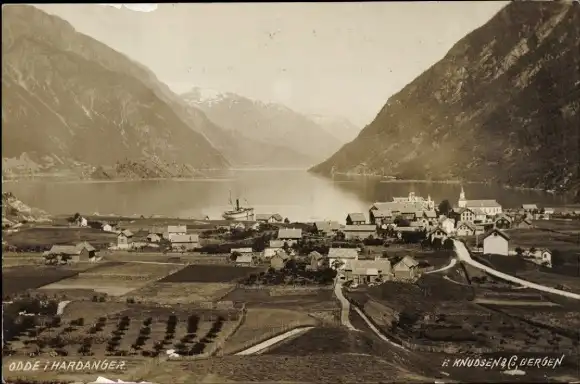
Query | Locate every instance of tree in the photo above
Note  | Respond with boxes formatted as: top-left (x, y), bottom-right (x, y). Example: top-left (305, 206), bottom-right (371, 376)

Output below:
top-left (443, 238), bottom-right (454, 250)
top-left (515, 247), bottom-right (524, 256)
top-left (331, 259), bottom-right (345, 270)
top-left (438, 200), bottom-right (452, 216)
top-left (284, 218), bottom-right (290, 224)
top-left (432, 237), bottom-right (442, 250)
top-left (229, 251), bottom-right (241, 262)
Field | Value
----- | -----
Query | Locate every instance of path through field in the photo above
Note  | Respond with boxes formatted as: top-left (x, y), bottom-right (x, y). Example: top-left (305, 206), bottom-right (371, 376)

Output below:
top-left (351, 306), bottom-right (408, 351)
top-left (453, 240), bottom-right (580, 300)
top-left (424, 258), bottom-right (457, 274)
top-left (333, 278), bottom-right (357, 330)
top-left (234, 326), bottom-right (314, 355)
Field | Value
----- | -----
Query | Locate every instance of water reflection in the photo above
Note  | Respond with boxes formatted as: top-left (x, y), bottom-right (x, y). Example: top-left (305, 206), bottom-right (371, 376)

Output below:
top-left (4, 171), bottom-right (572, 222)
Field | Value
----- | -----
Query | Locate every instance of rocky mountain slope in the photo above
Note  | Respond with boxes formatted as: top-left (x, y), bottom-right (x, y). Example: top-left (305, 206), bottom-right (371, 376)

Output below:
top-left (2, 192), bottom-right (51, 227)
top-left (311, 2), bottom-right (580, 199)
top-left (182, 87), bottom-right (345, 167)
top-left (2, 5), bottom-right (229, 180)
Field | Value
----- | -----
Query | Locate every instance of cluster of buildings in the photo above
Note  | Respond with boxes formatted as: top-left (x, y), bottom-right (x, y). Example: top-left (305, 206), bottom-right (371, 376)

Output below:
top-left (228, 224), bottom-right (424, 283)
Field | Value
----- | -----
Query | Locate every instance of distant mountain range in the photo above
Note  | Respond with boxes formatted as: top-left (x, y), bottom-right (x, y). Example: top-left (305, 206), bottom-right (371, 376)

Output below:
top-left (2, 5), bottom-right (358, 179)
top-left (182, 87), bottom-right (358, 168)
top-left (311, 2), bottom-right (580, 201)
top-left (2, 5), bottom-right (231, 180)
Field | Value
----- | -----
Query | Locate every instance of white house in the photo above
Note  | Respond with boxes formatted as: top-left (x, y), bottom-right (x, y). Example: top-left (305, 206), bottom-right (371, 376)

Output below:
top-left (328, 248), bottom-right (359, 270)
top-left (529, 248), bottom-right (552, 268)
top-left (167, 225), bottom-right (187, 241)
top-left (482, 229), bottom-right (510, 256)
top-left (101, 223), bottom-right (114, 232)
top-left (117, 230), bottom-right (134, 250)
top-left (277, 228), bottom-right (303, 246)
top-left (170, 234), bottom-right (199, 251)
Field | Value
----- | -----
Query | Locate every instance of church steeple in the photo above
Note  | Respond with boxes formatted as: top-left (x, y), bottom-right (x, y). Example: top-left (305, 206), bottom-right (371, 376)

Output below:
top-left (458, 185), bottom-right (466, 208)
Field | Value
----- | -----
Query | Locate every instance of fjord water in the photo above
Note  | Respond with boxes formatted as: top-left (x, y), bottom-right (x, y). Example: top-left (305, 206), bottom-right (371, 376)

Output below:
top-left (4, 170), bottom-right (572, 222)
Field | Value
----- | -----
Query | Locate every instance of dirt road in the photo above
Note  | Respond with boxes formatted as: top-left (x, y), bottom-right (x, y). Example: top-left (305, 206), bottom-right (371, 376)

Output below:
top-left (453, 240), bottom-right (580, 300)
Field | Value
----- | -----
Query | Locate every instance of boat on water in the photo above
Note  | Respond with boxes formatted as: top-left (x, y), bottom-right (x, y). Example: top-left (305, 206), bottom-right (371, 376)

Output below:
top-left (222, 197), bottom-right (255, 221)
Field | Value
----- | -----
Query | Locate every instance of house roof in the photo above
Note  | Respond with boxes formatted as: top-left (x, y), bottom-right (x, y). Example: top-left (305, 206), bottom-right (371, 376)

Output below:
top-left (424, 210), bottom-right (437, 218)
top-left (429, 226), bottom-right (448, 235)
top-left (328, 248), bottom-right (359, 259)
top-left (483, 229), bottom-right (510, 241)
top-left (314, 221), bottom-right (341, 232)
top-left (370, 209), bottom-right (393, 218)
top-left (231, 247), bottom-right (253, 253)
top-left (348, 259), bottom-right (391, 274)
top-left (394, 255), bottom-right (419, 269)
top-left (494, 214), bottom-right (513, 222)
top-left (465, 200), bottom-right (502, 208)
top-left (147, 233), bottom-right (161, 239)
top-left (543, 208), bottom-right (555, 213)
top-left (271, 252), bottom-right (290, 261)
top-left (372, 201), bottom-right (428, 213)
top-left (75, 241), bottom-right (96, 252)
top-left (49, 245), bottom-right (81, 255)
top-left (347, 213), bottom-right (366, 222)
top-left (343, 225), bottom-right (377, 232)
top-left (522, 204), bottom-right (538, 210)
top-left (235, 254), bottom-right (253, 263)
top-left (271, 214), bottom-right (283, 221)
top-left (168, 225), bottom-right (187, 233)
top-left (278, 228), bottom-right (302, 239)
top-left (170, 234), bottom-right (199, 243)
top-left (119, 230), bottom-right (133, 238)
top-left (269, 240), bottom-right (285, 248)
top-left (457, 221), bottom-right (476, 230)
top-left (453, 207), bottom-right (474, 215)
top-left (309, 251), bottom-right (324, 260)
top-left (150, 226), bottom-right (165, 234)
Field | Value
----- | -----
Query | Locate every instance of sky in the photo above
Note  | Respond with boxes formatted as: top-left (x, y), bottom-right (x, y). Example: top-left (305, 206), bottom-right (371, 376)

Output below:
top-left (34, 2), bottom-right (507, 126)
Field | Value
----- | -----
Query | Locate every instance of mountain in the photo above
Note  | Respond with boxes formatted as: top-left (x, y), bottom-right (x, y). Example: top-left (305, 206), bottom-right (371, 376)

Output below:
top-left (309, 114), bottom-right (361, 143)
top-left (182, 87), bottom-right (344, 167)
top-left (310, 2), bottom-right (580, 200)
top-left (1, 5), bottom-right (229, 180)
top-left (2, 192), bottom-right (51, 227)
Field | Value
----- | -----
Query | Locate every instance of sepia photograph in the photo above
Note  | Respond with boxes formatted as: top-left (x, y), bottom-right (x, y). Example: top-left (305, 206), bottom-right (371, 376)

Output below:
top-left (2, 1), bottom-right (579, 383)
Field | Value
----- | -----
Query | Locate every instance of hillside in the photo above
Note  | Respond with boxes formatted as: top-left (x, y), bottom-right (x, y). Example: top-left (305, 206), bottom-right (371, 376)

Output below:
top-left (2, 192), bottom-right (51, 227)
top-left (310, 2), bottom-right (580, 200)
top-left (1, 5), bottom-right (229, 180)
top-left (182, 87), bottom-right (344, 167)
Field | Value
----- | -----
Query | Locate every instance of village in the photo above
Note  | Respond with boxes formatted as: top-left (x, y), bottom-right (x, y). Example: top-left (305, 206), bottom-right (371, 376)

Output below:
top-left (2, 188), bottom-right (580, 383)
top-left (9, 187), bottom-right (577, 285)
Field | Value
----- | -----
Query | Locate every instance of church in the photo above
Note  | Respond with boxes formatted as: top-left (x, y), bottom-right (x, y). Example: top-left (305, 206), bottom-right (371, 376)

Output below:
top-left (457, 186), bottom-right (502, 215)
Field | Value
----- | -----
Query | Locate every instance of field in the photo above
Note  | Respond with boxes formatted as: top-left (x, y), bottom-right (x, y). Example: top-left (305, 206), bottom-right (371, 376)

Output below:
top-left (476, 254), bottom-right (580, 294)
top-left (506, 225), bottom-right (580, 252)
top-left (220, 308), bottom-right (320, 355)
top-left (38, 262), bottom-right (186, 296)
top-left (159, 264), bottom-right (264, 283)
top-left (222, 286), bottom-right (336, 311)
top-left (127, 282), bottom-right (236, 304)
top-left (2, 264), bottom-right (99, 297)
top-left (4, 303), bottom-right (242, 361)
top-left (4, 226), bottom-right (118, 250)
